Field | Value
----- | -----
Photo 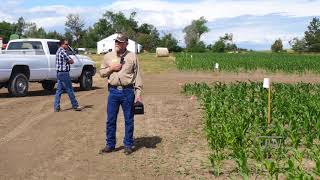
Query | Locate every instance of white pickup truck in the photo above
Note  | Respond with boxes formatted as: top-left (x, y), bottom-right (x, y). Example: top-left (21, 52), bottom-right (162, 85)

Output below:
top-left (0, 39), bottom-right (96, 97)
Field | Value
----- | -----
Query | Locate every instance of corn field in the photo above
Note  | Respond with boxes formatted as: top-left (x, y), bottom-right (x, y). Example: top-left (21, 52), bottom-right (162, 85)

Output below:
top-left (176, 52), bottom-right (320, 74)
top-left (183, 82), bottom-right (320, 178)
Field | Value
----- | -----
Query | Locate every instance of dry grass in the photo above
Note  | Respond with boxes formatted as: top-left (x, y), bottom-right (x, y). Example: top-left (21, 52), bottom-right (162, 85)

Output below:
top-left (87, 53), bottom-right (176, 74)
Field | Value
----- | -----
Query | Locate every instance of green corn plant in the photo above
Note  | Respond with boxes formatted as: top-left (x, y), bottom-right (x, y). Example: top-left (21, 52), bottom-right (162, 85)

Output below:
top-left (209, 151), bottom-right (224, 176)
top-left (183, 81), bottom-right (320, 178)
top-left (263, 159), bottom-right (280, 179)
top-left (176, 52), bottom-right (320, 74)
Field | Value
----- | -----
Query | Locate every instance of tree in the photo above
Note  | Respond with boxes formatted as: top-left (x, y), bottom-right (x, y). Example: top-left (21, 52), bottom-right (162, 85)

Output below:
top-left (91, 11), bottom-right (141, 42)
top-left (0, 21), bottom-right (14, 43)
top-left (80, 27), bottom-right (98, 48)
top-left (158, 33), bottom-right (182, 52)
top-left (92, 18), bottom-right (113, 41)
top-left (24, 22), bottom-right (37, 38)
top-left (222, 33), bottom-right (237, 51)
top-left (89, 11), bottom-right (161, 50)
top-left (37, 28), bottom-right (47, 38)
top-left (304, 17), bottom-right (320, 52)
top-left (102, 11), bottom-right (138, 39)
top-left (186, 39), bottom-right (206, 52)
top-left (24, 23), bottom-right (47, 38)
top-left (136, 24), bottom-right (160, 52)
top-left (220, 33), bottom-right (233, 42)
top-left (15, 17), bottom-right (26, 38)
top-left (225, 43), bottom-right (237, 51)
top-left (183, 17), bottom-right (209, 52)
top-left (64, 31), bottom-right (73, 45)
top-left (138, 23), bottom-right (154, 34)
top-left (46, 31), bottom-right (63, 40)
top-left (289, 37), bottom-right (307, 53)
top-left (136, 33), bottom-right (154, 52)
top-left (65, 14), bottom-right (85, 47)
top-left (271, 39), bottom-right (283, 52)
top-left (136, 28), bottom-right (160, 52)
top-left (212, 40), bottom-right (226, 53)
top-left (211, 33), bottom-right (237, 53)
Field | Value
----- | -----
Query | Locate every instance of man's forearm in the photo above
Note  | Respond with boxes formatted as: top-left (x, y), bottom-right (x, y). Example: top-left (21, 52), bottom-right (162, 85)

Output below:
top-left (99, 67), bottom-right (113, 78)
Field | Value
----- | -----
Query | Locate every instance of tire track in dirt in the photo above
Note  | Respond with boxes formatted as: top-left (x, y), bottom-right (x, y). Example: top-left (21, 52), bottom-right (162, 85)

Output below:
top-left (22, 100), bottom-right (107, 179)
top-left (0, 86), bottom-right (108, 179)
top-left (0, 98), bottom-right (22, 106)
top-left (0, 89), bottom-right (99, 146)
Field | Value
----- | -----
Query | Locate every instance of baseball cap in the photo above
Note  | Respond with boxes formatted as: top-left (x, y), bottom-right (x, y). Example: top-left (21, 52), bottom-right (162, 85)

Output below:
top-left (114, 33), bottom-right (128, 43)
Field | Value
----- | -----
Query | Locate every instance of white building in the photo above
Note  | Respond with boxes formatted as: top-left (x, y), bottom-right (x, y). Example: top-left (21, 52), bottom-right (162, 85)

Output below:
top-left (97, 33), bottom-right (143, 54)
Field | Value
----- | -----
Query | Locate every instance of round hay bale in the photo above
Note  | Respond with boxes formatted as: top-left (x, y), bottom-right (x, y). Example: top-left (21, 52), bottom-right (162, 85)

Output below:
top-left (156, 47), bottom-right (169, 57)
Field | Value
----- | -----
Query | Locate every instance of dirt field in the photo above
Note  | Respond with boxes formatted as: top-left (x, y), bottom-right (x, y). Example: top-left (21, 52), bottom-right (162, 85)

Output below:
top-left (1, 69), bottom-right (320, 180)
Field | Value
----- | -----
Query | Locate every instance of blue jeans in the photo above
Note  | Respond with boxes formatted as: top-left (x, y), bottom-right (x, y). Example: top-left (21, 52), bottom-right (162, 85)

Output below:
top-left (106, 87), bottom-right (135, 148)
top-left (54, 72), bottom-right (79, 110)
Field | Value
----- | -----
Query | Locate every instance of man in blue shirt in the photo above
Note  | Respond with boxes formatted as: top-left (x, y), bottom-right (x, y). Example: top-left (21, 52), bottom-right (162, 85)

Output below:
top-left (54, 39), bottom-right (83, 112)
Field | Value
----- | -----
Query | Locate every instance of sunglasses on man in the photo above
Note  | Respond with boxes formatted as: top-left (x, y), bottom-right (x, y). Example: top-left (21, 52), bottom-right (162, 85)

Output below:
top-left (115, 40), bottom-right (126, 44)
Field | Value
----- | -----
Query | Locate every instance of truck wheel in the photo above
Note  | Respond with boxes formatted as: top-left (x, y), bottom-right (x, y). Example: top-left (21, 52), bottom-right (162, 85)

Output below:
top-left (8, 73), bottom-right (29, 97)
top-left (79, 70), bottom-right (93, 91)
top-left (42, 81), bottom-right (56, 91)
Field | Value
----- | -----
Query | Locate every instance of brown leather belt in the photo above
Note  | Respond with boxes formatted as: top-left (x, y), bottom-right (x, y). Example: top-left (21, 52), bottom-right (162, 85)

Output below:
top-left (108, 84), bottom-right (134, 90)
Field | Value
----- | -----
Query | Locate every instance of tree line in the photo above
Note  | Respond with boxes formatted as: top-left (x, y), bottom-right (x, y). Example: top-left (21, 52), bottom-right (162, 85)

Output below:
top-left (183, 16), bottom-right (320, 53)
top-left (0, 11), bottom-right (182, 52)
top-left (270, 17), bottom-right (320, 53)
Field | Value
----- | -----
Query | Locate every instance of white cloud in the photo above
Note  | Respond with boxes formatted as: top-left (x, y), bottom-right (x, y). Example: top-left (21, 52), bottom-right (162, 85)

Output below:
top-left (0, 11), bottom-right (14, 22)
top-left (12, 5), bottom-right (100, 30)
top-left (204, 15), bottom-right (308, 41)
top-left (24, 5), bottom-right (92, 15)
top-left (100, 0), bottom-right (320, 49)
top-left (104, 0), bottom-right (320, 29)
top-left (30, 17), bottom-right (67, 29)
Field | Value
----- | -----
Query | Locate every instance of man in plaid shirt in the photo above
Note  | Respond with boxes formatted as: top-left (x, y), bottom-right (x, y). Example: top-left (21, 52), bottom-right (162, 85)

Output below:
top-left (54, 39), bottom-right (83, 112)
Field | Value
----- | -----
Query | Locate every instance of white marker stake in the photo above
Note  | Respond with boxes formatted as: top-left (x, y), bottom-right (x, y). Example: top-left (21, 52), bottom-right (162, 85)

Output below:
top-left (191, 55), bottom-right (193, 58)
top-left (263, 78), bottom-right (271, 127)
top-left (263, 78), bottom-right (270, 89)
top-left (215, 63), bottom-right (219, 69)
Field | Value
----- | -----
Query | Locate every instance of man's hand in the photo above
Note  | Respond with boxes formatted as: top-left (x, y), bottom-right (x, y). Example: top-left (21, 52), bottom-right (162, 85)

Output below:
top-left (135, 96), bottom-right (142, 103)
top-left (110, 64), bottom-right (122, 72)
top-left (68, 59), bottom-right (74, 64)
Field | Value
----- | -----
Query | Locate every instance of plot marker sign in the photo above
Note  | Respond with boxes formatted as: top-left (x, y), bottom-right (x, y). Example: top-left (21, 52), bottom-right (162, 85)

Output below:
top-left (215, 63), bottom-right (219, 69)
top-left (263, 78), bottom-right (272, 127)
top-left (263, 78), bottom-right (270, 89)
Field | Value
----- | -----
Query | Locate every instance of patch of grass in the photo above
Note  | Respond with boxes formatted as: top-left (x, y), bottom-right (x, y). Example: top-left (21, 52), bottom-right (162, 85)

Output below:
top-left (138, 53), bottom-right (176, 74)
top-left (87, 53), bottom-right (176, 74)
top-left (87, 54), bottom-right (102, 69)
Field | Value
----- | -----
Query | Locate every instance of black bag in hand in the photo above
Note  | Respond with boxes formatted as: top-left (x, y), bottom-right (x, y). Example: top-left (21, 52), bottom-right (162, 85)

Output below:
top-left (134, 101), bottom-right (144, 115)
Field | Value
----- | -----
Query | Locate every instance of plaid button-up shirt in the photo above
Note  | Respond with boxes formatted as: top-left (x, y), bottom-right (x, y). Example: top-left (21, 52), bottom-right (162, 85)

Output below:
top-left (56, 47), bottom-right (71, 72)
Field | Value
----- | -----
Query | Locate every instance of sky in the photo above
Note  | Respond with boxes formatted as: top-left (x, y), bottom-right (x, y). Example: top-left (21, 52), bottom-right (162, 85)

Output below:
top-left (0, 0), bottom-right (320, 50)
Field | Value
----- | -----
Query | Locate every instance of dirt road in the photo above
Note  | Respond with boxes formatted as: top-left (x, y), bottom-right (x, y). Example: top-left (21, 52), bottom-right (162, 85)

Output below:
top-left (1, 71), bottom-right (320, 180)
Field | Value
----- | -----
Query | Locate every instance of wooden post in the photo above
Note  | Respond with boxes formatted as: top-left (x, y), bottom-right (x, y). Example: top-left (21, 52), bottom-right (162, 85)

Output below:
top-left (267, 83), bottom-right (271, 127)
